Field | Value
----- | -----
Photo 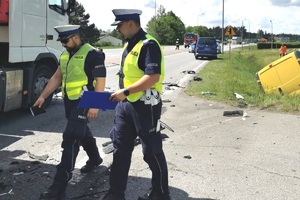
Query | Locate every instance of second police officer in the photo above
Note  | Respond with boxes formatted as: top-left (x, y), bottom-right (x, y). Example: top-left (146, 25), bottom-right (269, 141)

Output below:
top-left (34, 25), bottom-right (106, 199)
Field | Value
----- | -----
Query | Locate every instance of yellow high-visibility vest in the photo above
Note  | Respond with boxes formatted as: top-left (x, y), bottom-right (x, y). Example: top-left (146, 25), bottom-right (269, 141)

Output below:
top-left (60, 44), bottom-right (94, 100)
top-left (121, 34), bottom-right (165, 102)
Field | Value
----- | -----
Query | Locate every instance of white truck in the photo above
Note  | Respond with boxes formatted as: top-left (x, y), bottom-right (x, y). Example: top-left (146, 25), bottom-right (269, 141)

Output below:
top-left (232, 36), bottom-right (242, 45)
top-left (0, 0), bottom-right (76, 112)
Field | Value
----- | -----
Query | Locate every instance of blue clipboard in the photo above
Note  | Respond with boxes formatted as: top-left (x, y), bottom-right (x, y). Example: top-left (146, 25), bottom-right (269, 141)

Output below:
top-left (78, 91), bottom-right (118, 111)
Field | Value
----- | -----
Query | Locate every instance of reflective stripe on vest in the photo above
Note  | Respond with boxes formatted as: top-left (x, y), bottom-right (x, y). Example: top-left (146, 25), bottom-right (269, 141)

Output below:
top-left (121, 34), bottom-right (165, 102)
top-left (60, 43), bottom-right (94, 100)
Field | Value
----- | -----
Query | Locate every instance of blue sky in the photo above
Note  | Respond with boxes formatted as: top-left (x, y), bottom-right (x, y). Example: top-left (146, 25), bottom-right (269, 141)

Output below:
top-left (77, 0), bottom-right (300, 35)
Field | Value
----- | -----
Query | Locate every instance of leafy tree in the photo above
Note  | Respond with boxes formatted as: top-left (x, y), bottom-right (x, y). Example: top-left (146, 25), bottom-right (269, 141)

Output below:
top-left (69, 2), bottom-right (100, 45)
top-left (109, 29), bottom-right (126, 45)
top-left (208, 26), bottom-right (223, 39)
top-left (110, 29), bottom-right (120, 39)
top-left (146, 6), bottom-right (185, 45)
top-left (186, 25), bottom-right (209, 37)
top-left (257, 29), bottom-right (264, 39)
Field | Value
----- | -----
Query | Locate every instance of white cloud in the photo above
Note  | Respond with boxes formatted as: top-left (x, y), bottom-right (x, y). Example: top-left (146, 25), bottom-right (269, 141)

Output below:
top-left (77, 0), bottom-right (299, 35)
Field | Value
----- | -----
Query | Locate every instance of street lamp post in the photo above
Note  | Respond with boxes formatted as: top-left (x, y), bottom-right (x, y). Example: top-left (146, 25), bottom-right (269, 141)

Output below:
top-left (270, 20), bottom-right (273, 49)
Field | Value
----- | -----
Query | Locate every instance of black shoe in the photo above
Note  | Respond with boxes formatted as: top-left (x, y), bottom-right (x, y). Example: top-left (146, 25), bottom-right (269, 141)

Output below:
top-left (39, 185), bottom-right (66, 199)
top-left (80, 158), bottom-right (103, 173)
top-left (138, 190), bottom-right (171, 200)
top-left (102, 190), bottom-right (125, 200)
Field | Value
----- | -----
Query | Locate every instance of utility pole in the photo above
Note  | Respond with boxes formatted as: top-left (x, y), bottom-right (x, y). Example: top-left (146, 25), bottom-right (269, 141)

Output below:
top-left (270, 20), bottom-right (273, 49)
top-left (241, 20), bottom-right (243, 49)
top-left (221, 0), bottom-right (224, 54)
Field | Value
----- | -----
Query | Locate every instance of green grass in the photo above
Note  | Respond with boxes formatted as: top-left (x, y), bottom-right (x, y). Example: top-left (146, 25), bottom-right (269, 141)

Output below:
top-left (185, 45), bottom-right (300, 113)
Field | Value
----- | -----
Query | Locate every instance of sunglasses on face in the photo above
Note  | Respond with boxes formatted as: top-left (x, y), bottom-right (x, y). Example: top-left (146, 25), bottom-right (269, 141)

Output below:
top-left (60, 35), bottom-right (76, 44)
top-left (116, 20), bottom-right (128, 29)
top-left (116, 22), bottom-right (123, 30)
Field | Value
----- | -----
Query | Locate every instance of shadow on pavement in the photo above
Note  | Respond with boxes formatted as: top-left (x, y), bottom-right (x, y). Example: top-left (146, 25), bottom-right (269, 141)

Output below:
top-left (0, 157), bottom-right (217, 200)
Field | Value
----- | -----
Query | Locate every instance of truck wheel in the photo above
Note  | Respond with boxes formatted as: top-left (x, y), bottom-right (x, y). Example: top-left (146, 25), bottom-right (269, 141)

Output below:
top-left (32, 65), bottom-right (54, 107)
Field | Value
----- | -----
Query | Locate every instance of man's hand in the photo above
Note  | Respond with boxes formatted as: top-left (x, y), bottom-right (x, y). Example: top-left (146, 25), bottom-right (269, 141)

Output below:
top-left (109, 89), bottom-right (126, 102)
top-left (33, 97), bottom-right (45, 108)
top-left (87, 108), bottom-right (99, 120)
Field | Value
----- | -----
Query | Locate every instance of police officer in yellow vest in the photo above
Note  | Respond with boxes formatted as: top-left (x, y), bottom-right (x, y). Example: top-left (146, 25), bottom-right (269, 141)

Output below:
top-left (33, 25), bottom-right (106, 199)
top-left (102, 9), bottom-right (170, 200)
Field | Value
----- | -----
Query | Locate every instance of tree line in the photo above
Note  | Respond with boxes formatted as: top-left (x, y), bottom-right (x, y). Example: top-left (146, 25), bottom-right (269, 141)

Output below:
top-left (70, 3), bottom-right (299, 46)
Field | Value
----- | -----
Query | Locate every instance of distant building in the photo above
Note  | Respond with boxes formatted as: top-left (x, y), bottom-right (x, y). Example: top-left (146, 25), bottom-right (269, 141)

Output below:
top-left (258, 38), bottom-right (268, 42)
top-left (99, 35), bottom-right (122, 46)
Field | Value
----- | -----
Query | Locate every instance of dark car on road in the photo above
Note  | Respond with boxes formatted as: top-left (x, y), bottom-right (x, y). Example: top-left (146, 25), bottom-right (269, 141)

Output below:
top-left (194, 37), bottom-right (218, 59)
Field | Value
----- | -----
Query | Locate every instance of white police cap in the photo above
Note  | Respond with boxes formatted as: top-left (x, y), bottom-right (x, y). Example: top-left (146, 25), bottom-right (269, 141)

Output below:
top-left (54, 25), bottom-right (80, 41)
top-left (111, 9), bottom-right (142, 26)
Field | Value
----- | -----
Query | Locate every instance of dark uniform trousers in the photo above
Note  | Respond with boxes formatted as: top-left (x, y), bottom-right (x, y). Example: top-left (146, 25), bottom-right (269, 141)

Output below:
top-left (109, 100), bottom-right (169, 198)
top-left (53, 100), bottom-right (101, 187)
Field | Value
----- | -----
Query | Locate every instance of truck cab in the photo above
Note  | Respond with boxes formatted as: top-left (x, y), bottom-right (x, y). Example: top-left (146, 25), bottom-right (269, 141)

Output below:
top-left (0, 0), bottom-right (75, 112)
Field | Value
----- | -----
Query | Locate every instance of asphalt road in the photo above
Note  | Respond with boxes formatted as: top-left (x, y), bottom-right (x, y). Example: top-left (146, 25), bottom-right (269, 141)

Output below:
top-left (0, 46), bottom-right (299, 200)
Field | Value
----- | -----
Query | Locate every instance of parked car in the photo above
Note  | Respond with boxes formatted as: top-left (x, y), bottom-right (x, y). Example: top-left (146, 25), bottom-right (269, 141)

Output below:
top-left (194, 37), bottom-right (218, 59)
top-left (188, 42), bottom-right (196, 53)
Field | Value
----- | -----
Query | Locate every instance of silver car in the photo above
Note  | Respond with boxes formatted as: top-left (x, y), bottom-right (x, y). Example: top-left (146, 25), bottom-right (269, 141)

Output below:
top-left (216, 40), bottom-right (221, 54)
top-left (188, 42), bottom-right (196, 53)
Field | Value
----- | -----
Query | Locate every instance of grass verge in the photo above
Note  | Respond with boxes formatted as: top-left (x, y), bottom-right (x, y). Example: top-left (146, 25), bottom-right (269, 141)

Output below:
top-left (185, 45), bottom-right (300, 113)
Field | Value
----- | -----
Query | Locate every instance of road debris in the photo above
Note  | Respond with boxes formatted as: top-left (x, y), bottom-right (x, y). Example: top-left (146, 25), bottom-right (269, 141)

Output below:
top-left (160, 120), bottom-right (174, 132)
top-left (166, 83), bottom-right (183, 88)
top-left (181, 70), bottom-right (196, 74)
top-left (163, 82), bottom-right (184, 91)
top-left (0, 189), bottom-right (14, 197)
top-left (234, 92), bottom-right (244, 99)
top-left (162, 99), bottom-right (171, 103)
top-left (201, 91), bottom-right (216, 95)
top-left (12, 172), bottom-right (24, 176)
top-left (28, 152), bottom-right (49, 161)
top-left (102, 121), bottom-right (173, 154)
top-left (237, 102), bottom-right (248, 108)
top-left (183, 155), bottom-right (192, 159)
top-left (223, 110), bottom-right (245, 116)
top-left (193, 76), bottom-right (202, 81)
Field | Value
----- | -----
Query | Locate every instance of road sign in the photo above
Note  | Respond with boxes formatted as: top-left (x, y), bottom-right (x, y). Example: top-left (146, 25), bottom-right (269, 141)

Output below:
top-left (225, 25), bottom-right (236, 36)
